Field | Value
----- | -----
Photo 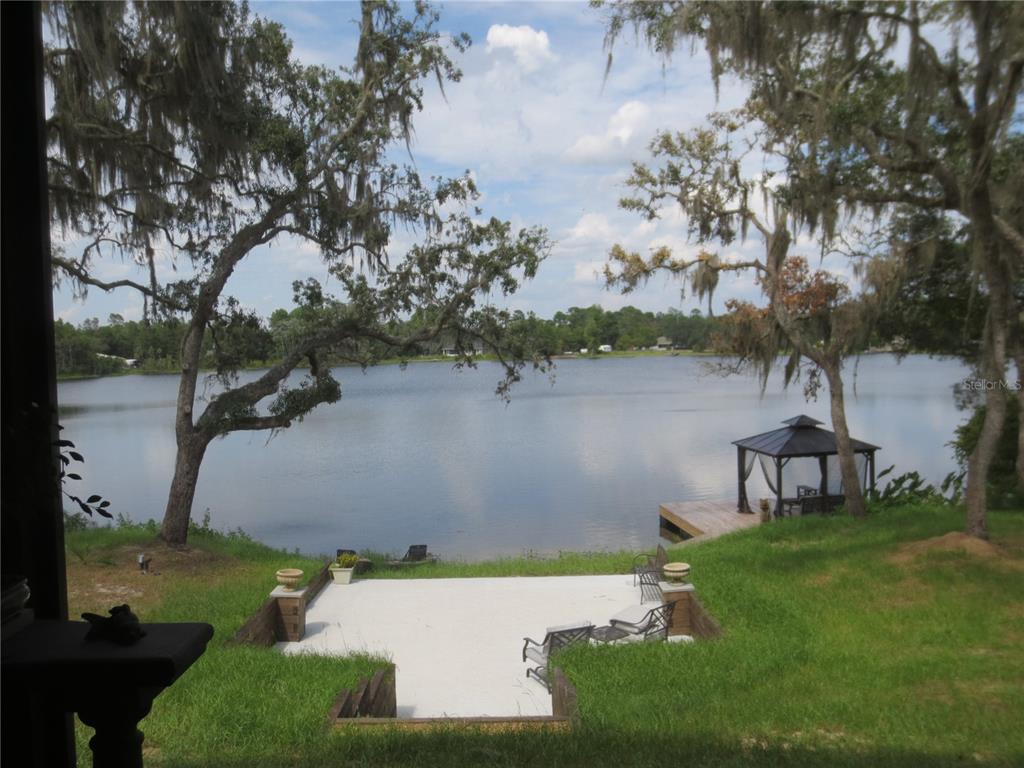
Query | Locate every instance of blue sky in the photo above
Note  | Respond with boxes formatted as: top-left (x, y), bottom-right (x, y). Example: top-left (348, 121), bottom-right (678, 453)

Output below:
top-left (53, 0), bottom-right (777, 326)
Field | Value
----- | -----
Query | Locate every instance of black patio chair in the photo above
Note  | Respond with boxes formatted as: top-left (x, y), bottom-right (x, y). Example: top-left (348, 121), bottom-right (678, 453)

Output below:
top-left (522, 621), bottom-right (594, 691)
top-left (798, 494), bottom-right (845, 516)
top-left (638, 568), bottom-right (662, 604)
top-left (402, 544), bottom-right (429, 562)
top-left (632, 543), bottom-right (668, 586)
top-left (609, 602), bottom-right (675, 642)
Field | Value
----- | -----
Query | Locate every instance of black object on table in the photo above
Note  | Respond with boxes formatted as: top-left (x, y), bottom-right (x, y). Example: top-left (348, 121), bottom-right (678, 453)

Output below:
top-left (591, 625), bottom-right (629, 643)
top-left (2, 619), bottom-right (213, 768)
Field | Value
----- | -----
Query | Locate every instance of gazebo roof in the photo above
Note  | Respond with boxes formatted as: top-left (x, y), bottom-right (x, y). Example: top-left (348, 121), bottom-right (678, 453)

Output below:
top-left (732, 414), bottom-right (879, 458)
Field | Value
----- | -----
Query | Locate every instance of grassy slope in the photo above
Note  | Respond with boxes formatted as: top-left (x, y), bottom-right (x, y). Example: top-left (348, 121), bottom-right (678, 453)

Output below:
top-left (66, 505), bottom-right (1024, 767)
top-left (562, 507), bottom-right (1024, 767)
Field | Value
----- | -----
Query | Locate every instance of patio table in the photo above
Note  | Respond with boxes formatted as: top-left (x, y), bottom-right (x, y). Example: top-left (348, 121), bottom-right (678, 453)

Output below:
top-left (591, 625), bottom-right (629, 644)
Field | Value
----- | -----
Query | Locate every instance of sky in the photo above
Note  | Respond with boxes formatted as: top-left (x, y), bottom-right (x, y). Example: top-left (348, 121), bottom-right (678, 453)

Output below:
top-left (52, 0), bottom-right (782, 326)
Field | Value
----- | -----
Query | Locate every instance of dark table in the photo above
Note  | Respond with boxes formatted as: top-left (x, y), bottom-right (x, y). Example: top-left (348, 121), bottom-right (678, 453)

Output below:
top-left (2, 620), bottom-right (213, 768)
top-left (591, 625), bottom-right (629, 644)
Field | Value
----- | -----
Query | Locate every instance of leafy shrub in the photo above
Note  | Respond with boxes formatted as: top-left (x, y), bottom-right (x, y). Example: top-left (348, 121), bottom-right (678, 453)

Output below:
top-left (950, 399), bottom-right (1022, 509)
top-left (870, 465), bottom-right (950, 509)
top-left (63, 510), bottom-right (93, 531)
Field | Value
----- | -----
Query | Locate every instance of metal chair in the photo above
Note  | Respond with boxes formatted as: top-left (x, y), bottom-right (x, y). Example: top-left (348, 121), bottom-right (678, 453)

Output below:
top-left (609, 602), bottom-right (675, 642)
top-left (522, 621), bottom-right (593, 691)
top-left (638, 568), bottom-right (662, 604)
top-left (402, 544), bottom-right (429, 562)
top-left (799, 494), bottom-right (845, 515)
top-left (632, 543), bottom-right (668, 586)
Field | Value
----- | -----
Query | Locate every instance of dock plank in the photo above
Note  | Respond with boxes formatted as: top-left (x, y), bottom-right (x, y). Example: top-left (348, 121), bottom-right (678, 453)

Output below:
top-left (659, 499), bottom-right (760, 542)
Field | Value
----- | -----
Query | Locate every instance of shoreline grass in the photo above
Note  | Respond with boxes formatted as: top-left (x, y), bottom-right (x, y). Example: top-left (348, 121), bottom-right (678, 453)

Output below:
top-left (65, 504), bottom-right (1024, 767)
top-left (358, 548), bottom-right (638, 579)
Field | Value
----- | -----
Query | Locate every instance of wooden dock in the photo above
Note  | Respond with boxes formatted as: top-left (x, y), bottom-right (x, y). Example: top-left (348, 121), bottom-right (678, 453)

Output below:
top-left (659, 499), bottom-right (761, 542)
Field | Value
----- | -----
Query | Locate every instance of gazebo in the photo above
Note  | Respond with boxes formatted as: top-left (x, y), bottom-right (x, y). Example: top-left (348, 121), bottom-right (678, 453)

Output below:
top-left (733, 415), bottom-right (880, 518)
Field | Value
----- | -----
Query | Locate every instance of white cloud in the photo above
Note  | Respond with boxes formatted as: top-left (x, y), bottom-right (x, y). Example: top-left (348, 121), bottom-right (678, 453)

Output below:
top-left (565, 100), bottom-right (651, 163)
top-left (566, 212), bottom-right (614, 245)
top-left (57, 304), bottom-right (83, 323)
top-left (632, 218), bottom-right (658, 237)
top-left (117, 304), bottom-right (143, 322)
top-left (485, 24), bottom-right (556, 72)
top-left (646, 234), bottom-right (694, 258)
top-left (572, 260), bottom-right (606, 285)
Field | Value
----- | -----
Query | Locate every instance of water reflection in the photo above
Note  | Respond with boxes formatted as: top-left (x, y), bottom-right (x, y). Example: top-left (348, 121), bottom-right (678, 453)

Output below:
top-left (60, 400), bottom-right (177, 416)
top-left (57, 355), bottom-right (967, 559)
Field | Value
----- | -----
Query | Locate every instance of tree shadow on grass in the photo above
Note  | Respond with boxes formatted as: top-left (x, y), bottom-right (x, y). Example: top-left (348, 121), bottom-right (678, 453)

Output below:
top-left (153, 728), bottom-right (1020, 768)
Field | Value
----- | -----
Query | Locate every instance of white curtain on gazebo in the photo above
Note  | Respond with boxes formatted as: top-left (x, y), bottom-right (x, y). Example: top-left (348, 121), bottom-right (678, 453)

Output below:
top-left (742, 450), bottom-right (756, 482)
top-left (758, 454), bottom-right (785, 494)
top-left (826, 454), bottom-right (869, 493)
top-left (759, 455), bottom-right (824, 499)
top-left (753, 455), bottom-right (870, 500)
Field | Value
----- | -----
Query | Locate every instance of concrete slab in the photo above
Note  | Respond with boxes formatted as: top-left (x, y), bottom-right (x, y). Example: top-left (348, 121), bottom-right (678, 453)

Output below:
top-left (277, 574), bottom-right (641, 717)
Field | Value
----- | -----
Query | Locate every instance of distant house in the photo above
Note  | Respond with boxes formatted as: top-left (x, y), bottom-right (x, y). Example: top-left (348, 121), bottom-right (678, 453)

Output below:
top-left (579, 347), bottom-right (589, 354)
top-left (597, 344), bottom-right (613, 353)
top-left (96, 353), bottom-right (138, 368)
top-left (441, 346), bottom-right (484, 357)
top-left (437, 334), bottom-right (485, 357)
top-left (655, 336), bottom-right (673, 350)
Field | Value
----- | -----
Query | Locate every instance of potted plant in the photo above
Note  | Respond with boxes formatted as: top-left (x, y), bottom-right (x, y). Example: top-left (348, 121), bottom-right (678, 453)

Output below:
top-left (329, 553), bottom-right (359, 584)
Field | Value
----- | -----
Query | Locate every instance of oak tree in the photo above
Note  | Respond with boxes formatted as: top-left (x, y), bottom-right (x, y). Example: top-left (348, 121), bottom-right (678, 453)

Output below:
top-left (46, 1), bottom-right (549, 544)
top-left (599, 0), bottom-right (1024, 536)
top-left (606, 114), bottom-right (897, 518)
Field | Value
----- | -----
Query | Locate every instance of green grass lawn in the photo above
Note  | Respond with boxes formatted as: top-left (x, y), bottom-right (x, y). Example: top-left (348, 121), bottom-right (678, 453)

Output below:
top-left (66, 505), bottom-right (1024, 767)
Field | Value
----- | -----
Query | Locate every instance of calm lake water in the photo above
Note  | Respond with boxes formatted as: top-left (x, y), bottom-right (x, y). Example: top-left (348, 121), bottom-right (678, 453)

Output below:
top-left (58, 355), bottom-right (968, 559)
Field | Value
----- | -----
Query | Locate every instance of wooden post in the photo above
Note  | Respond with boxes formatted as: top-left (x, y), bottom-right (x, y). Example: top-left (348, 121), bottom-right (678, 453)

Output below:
top-left (1, 3), bottom-right (75, 765)
top-left (819, 455), bottom-right (829, 497)
top-left (550, 669), bottom-right (579, 721)
top-left (737, 447), bottom-right (748, 513)
top-left (774, 458), bottom-right (783, 518)
top-left (869, 451), bottom-right (876, 494)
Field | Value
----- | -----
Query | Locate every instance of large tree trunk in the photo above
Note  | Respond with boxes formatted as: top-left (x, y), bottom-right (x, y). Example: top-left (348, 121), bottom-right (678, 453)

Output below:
top-left (1015, 336), bottom-right (1023, 495)
top-left (961, 11), bottom-right (1010, 537)
top-left (159, 314), bottom-right (208, 546)
top-left (964, 261), bottom-right (1011, 539)
top-left (822, 360), bottom-right (868, 518)
top-left (159, 432), bottom-right (210, 545)
top-left (965, 390), bottom-right (1004, 540)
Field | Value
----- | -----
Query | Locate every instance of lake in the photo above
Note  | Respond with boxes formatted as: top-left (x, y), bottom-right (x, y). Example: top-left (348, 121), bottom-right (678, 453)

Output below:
top-left (58, 354), bottom-right (968, 559)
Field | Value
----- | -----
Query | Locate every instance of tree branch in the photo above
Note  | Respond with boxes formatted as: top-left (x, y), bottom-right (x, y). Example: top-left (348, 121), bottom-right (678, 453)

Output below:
top-left (865, 126), bottom-right (962, 210)
top-left (52, 254), bottom-right (189, 312)
top-left (218, 414), bottom-right (293, 432)
top-left (994, 214), bottom-right (1024, 258)
top-left (831, 184), bottom-right (947, 210)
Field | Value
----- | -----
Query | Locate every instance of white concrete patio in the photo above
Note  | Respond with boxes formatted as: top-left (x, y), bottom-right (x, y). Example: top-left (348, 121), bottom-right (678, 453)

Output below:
top-left (276, 574), bottom-right (641, 718)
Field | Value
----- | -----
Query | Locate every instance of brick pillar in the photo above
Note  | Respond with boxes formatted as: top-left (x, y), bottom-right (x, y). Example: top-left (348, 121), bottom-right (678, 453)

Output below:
top-left (658, 582), bottom-right (694, 636)
top-left (271, 586), bottom-right (307, 642)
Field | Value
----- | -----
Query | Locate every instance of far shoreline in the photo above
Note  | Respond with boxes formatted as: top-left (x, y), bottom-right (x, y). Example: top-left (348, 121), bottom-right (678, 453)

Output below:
top-left (55, 348), bottom-right (954, 383)
top-left (55, 348), bottom-right (723, 382)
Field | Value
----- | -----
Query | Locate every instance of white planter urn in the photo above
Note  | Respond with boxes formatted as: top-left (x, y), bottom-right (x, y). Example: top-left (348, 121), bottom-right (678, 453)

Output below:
top-left (329, 566), bottom-right (355, 585)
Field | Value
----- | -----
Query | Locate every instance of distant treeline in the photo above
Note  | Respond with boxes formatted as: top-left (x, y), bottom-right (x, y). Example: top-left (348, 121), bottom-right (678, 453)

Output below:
top-left (54, 305), bottom-right (720, 377)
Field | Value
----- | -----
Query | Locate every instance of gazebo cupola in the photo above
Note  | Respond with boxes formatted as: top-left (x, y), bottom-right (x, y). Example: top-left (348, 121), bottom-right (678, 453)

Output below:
top-left (733, 415), bottom-right (880, 518)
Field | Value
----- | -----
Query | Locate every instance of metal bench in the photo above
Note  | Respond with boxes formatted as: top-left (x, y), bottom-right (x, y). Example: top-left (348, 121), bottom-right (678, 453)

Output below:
top-left (522, 621), bottom-right (594, 690)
